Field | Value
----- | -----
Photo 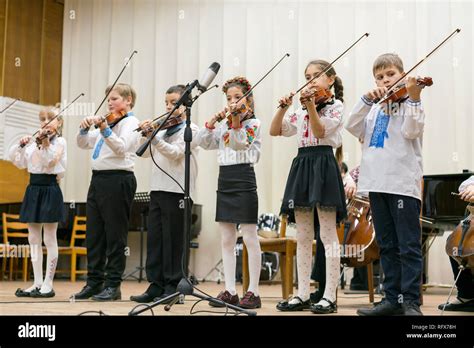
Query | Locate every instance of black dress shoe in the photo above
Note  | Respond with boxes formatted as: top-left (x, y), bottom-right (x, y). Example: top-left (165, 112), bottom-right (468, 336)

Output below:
top-left (276, 296), bottom-right (311, 311)
top-left (72, 284), bottom-right (104, 300)
top-left (310, 298), bottom-right (337, 314)
top-left (130, 292), bottom-right (159, 303)
top-left (357, 299), bottom-right (404, 316)
top-left (15, 287), bottom-right (39, 297)
top-left (438, 298), bottom-right (474, 312)
top-left (92, 287), bottom-right (121, 301)
top-left (30, 288), bottom-right (55, 298)
top-left (403, 302), bottom-right (423, 316)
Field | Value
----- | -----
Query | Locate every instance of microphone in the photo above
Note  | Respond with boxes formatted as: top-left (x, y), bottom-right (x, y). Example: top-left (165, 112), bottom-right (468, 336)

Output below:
top-left (197, 62), bottom-right (220, 93)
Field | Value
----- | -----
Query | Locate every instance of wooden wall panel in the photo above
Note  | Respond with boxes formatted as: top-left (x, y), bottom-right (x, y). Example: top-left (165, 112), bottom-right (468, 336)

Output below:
top-left (40, 0), bottom-right (63, 106)
top-left (3, 0), bottom-right (43, 103)
top-left (0, 0), bottom-right (6, 93)
top-left (0, 160), bottom-right (29, 203)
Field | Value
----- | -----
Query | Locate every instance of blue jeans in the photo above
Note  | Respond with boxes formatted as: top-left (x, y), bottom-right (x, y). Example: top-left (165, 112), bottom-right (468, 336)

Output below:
top-left (369, 192), bottom-right (422, 306)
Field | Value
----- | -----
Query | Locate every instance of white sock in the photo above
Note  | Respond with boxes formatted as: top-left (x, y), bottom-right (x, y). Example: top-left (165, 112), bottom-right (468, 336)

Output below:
top-left (219, 222), bottom-right (238, 295)
top-left (241, 223), bottom-right (261, 296)
top-left (290, 209), bottom-right (314, 304)
top-left (317, 207), bottom-right (339, 305)
top-left (27, 223), bottom-right (43, 291)
top-left (41, 223), bottom-right (58, 293)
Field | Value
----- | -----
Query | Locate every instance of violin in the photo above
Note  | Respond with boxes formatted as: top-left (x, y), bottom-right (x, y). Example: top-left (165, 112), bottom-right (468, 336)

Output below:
top-left (35, 129), bottom-right (57, 149)
top-left (216, 102), bottom-right (253, 125)
top-left (138, 112), bottom-right (184, 136)
top-left (94, 110), bottom-right (127, 128)
top-left (337, 196), bottom-right (380, 267)
top-left (300, 88), bottom-right (333, 108)
top-left (376, 77), bottom-right (433, 104)
top-left (445, 204), bottom-right (474, 269)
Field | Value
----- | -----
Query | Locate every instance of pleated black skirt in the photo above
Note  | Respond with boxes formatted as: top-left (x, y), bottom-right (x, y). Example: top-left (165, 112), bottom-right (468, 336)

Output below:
top-left (19, 174), bottom-right (65, 223)
top-left (216, 164), bottom-right (258, 224)
top-left (280, 146), bottom-right (347, 224)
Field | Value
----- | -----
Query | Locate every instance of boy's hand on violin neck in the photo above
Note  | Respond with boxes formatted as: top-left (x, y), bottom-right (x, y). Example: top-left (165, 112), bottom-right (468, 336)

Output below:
top-left (405, 76), bottom-right (422, 101)
top-left (365, 87), bottom-right (387, 101)
top-left (139, 120), bottom-right (153, 136)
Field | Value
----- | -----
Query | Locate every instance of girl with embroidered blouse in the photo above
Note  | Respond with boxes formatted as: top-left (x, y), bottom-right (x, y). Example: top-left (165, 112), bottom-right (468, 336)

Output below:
top-left (269, 60), bottom-right (347, 314)
top-left (196, 76), bottom-right (262, 309)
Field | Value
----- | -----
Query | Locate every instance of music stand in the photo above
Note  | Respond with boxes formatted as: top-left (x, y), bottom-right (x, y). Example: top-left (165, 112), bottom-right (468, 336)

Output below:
top-left (123, 192), bottom-right (150, 282)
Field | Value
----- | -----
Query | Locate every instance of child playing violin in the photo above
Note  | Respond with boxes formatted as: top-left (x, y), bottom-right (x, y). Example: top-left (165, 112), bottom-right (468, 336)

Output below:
top-left (74, 83), bottom-right (138, 301)
top-left (270, 59), bottom-right (346, 314)
top-left (196, 76), bottom-right (262, 309)
top-left (130, 85), bottom-right (200, 303)
top-left (9, 107), bottom-right (66, 298)
top-left (346, 53), bottom-right (425, 316)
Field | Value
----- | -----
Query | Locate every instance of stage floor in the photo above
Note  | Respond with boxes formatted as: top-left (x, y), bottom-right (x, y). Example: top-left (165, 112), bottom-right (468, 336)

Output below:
top-left (0, 280), bottom-right (471, 316)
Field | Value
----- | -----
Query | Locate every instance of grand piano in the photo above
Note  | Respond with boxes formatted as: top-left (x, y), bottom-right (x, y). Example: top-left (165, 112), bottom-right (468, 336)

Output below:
top-left (421, 172), bottom-right (473, 232)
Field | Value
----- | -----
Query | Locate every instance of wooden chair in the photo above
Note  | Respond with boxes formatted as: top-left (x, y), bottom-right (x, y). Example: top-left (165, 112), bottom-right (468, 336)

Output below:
top-left (66, 216), bottom-right (87, 282)
top-left (2, 213), bottom-right (30, 281)
top-left (242, 215), bottom-right (297, 299)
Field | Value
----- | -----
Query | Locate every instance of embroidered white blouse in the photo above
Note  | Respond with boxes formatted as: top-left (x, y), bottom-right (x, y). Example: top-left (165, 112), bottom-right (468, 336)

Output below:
top-left (196, 118), bottom-right (261, 166)
top-left (280, 99), bottom-right (344, 148)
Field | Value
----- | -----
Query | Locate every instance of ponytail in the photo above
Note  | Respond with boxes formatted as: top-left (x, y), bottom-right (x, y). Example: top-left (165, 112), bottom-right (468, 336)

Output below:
top-left (333, 76), bottom-right (344, 103)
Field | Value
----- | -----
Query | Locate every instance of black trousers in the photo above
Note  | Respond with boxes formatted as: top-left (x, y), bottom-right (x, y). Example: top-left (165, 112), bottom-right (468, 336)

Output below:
top-left (86, 170), bottom-right (137, 288)
top-left (146, 191), bottom-right (191, 295)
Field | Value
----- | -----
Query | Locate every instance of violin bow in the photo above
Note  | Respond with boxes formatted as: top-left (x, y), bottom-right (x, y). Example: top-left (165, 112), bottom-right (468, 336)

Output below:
top-left (0, 98), bottom-right (20, 113)
top-left (376, 28), bottom-right (461, 104)
top-left (278, 33), bottom-right (370, 108)
top-left (19, 92), bottom-right (85, 148)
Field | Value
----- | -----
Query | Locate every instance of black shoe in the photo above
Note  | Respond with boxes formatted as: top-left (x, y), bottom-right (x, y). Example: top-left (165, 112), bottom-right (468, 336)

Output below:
top-left (310, 298), bottom-right (337, 314)
top-left (357, 299), bottom-right (404, 316)
top-left (438, 298), bottom-right (474, 312)
top-left (276, 296), bottom-right (311, 312)
top-left (30, 288), bottom-right (55, 298)
top-left (15, 287), bottom-right (39, 297)
top-left (310, 290), bottom-right (324, 304)
top-left (130, 292), bottom-right (159, 303)
top-left (72, 284), bottom-right (104, 300)
top-left (92, 287), bottom-right (121, 301)
top-left (403, 302), bottom-right (423, 316)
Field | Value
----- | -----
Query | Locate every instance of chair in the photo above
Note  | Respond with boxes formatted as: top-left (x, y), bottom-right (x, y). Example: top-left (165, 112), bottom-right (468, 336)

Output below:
top-left (68, 216), bottom-right (87, 282)
top-left (242, 215), bottom-right (297, 299)
top-left (2, 213), bottom-right (30, 281)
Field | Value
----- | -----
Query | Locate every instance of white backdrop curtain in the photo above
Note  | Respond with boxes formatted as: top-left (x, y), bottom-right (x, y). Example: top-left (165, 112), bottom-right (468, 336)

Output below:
top-left (61, 0), bottom-right (473, 280)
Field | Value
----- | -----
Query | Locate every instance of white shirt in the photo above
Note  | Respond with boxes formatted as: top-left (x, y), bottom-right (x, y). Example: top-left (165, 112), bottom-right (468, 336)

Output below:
top-left (280, 100), bottom-right (344, 148)
top-left (9, 136), bottom-right (67, 178)
top-left (460, 176), bottom-right (474, 192)
top-left (137, 123), bottom-right (199, 199)
top-left (196, 118), bottom-right (261, 166)
top-left (345, 96), bottom-right (425, 200)
top-left (76, 113), bottom-right (139, 172)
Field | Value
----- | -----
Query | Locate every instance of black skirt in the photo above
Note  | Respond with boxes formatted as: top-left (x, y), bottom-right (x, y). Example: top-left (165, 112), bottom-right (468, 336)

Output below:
top-left (19, 174), bottom-right (65, 223)
top-left (280, 146), bottom-right (347, 224)
top-left (216, 164), bottom-right (258, 224)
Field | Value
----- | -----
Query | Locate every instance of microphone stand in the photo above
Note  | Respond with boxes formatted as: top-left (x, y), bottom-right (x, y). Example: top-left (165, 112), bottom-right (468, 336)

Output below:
top-left (132, 81), bottom-right (256, 316)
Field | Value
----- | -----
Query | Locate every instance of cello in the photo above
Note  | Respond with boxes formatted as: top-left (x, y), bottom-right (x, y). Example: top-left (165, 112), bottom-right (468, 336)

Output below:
top-left (445, 204), bottom-right (474, 269)
top-left (337, 195), bottom-right (379, 268)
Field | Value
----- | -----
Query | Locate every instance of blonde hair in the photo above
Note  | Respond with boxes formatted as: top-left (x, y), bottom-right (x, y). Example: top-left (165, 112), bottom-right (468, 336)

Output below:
top-left (373, 53), bottom-right (404, 75)
top-left (39, 106), bottom-right (63, 136)
top-left (105, 83), bottom-right (137, 109)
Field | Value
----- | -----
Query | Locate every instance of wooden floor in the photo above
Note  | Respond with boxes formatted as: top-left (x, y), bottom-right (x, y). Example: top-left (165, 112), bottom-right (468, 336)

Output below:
top-left (1, 280), bottom-right (472, 316)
